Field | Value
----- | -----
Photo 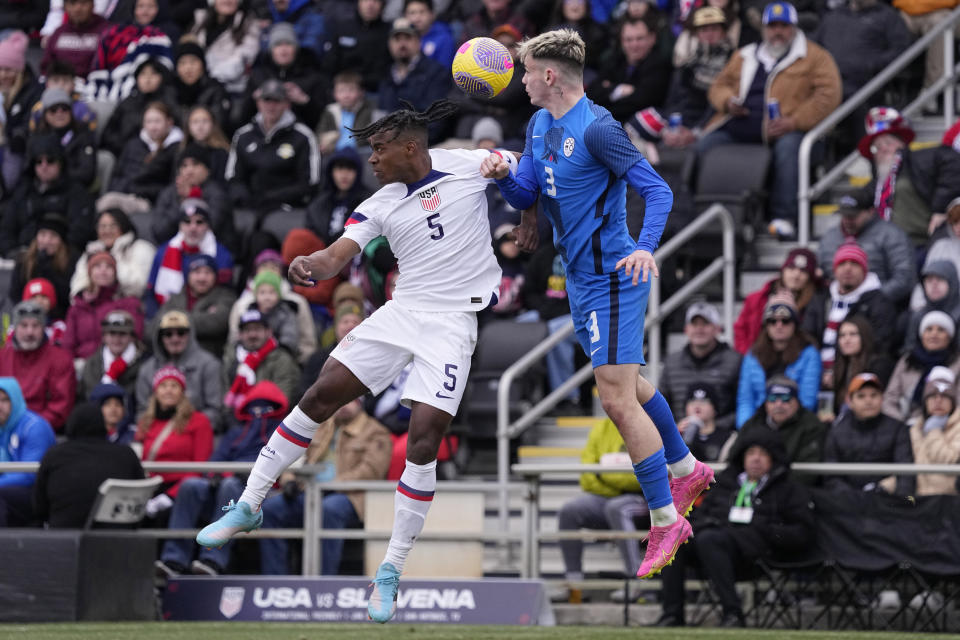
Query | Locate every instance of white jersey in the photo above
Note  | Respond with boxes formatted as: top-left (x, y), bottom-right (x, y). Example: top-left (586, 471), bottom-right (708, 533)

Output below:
top-left (342, 148), bottom-right (517, 312)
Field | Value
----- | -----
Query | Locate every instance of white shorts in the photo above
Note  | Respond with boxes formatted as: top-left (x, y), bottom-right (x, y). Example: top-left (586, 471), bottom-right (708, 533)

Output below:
top-left (329, 300), bottom-right (478, 415)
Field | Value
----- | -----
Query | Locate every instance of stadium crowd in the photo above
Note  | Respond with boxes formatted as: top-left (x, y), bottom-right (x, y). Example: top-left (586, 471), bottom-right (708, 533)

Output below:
top-left (0, 0), bottom-right (958, 610)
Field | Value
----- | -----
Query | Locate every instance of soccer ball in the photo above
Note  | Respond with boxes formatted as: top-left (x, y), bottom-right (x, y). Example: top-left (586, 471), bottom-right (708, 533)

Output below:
top-left (451, 37), bottom-right (514, 99)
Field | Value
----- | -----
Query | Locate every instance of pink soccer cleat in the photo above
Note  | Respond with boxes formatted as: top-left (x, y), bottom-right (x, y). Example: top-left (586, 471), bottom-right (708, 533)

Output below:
top-left (670, 460), bottom-right (715, 517)
top-left (636, 515), bottom-right (692, 579)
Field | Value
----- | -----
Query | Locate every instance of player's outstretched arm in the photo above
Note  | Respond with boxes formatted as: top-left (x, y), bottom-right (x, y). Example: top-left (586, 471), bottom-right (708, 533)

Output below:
top-left (481, 151), bottom-right (539, 210)
top-left (289, 237), bottom-right (361, 286)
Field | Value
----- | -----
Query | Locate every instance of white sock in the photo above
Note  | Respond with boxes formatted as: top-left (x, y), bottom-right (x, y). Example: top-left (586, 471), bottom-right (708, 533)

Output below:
top-left (239, 406), bottom-right (318, 509)
top-left (382, 459), bottom-right (437, 574)
top-left (668, 452), bottom-right (697, 478)
top-left (650, 502), bottom-right (679, 527)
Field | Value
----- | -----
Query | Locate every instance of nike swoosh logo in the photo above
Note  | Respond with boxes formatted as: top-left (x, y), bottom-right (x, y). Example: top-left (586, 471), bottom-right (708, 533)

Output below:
top-left (590, 346), bottom-right (602, 356)
top-left (435, 392), bottom-right (454, 399)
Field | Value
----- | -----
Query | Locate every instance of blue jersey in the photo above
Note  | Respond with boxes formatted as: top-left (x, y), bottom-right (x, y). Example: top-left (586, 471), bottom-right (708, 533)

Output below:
top-left (498, 95), bottom-right (673, 275)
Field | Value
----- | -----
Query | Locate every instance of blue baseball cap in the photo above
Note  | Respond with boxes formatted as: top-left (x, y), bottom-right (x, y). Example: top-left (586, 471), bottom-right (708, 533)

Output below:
top-left (762, 1), bottom-right (798, 25)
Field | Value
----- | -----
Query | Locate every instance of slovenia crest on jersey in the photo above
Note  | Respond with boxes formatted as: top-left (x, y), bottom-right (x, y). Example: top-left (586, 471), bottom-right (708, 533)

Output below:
top-left (563, 137), bottom-right (575, 157)
top-left (418, 186), bottom-right (441, 211)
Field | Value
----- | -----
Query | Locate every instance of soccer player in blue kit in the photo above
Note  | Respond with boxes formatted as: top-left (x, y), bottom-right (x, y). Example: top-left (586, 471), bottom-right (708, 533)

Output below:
top-left (481, 29), bottom-right (715, 578)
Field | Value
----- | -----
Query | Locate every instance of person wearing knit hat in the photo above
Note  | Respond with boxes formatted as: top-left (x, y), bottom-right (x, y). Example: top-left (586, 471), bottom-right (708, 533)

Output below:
top-left (254, 249), bottom-right (285, 272)
top-left (269, 22), bottom-right (298, 50)
top-left (253, 270), bottom-right (283, 300)
top-left (832, 241), bottom-right (868, 275)
top-left (280, 228), bottom-right (337, 307)
top-left (41, 87), bottom-right (72, 112)
top-left (87, 250), bottom-right (117, 276)
top-left (250, 269), bottom-right (300, 354)
top-left (0, 30), bottom-right (27, 72)
top-left (23, 279), bottom-right (58, 312)
top-left (332, 281), bottom-right (365, 309)
top-left (152, 365), bottom-right (187, 391)
top-left (919, 310), bottom-right (956, 342)
top-left (333, 301), bottom-right (365, 335)
top-left (471, 117), bottom-right (503, 150)
top-left (908, 364), bottom-right (960, 496)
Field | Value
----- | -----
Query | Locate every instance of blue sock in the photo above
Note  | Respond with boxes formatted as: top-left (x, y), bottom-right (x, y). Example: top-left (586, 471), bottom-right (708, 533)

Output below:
top-left (643, 391), bottom-right (689, 465)
top-left (632, 448), bottom-right (672, 510)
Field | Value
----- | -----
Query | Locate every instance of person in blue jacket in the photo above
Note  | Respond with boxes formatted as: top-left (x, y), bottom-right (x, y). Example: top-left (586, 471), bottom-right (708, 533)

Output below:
top-left (0, 377), bottom-right (56, 526)
top-left (736, 296), bottom-right (821, 428)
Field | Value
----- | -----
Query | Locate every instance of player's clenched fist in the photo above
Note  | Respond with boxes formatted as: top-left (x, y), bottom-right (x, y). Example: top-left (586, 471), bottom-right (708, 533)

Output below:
top-left (288, 255), bottom-right (316, 286)
top-left (480, 153), bottom-right (510, 180)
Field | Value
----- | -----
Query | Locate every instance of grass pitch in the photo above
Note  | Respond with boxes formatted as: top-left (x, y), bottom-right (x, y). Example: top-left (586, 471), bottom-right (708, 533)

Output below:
top-left (0, 623), bottom-right (956, 640)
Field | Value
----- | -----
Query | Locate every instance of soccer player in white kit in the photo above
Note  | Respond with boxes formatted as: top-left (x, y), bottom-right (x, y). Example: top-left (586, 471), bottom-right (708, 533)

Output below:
top-left (196, 101), bottom-right (517, 623)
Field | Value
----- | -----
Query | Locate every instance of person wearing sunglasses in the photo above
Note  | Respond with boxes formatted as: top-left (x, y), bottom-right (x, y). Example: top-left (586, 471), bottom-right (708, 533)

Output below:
top-left (29, 86), bottom-right (97, 188)
top-left (135, 310), bottom-right (223, 432)
top-left (736, 295), bottom-right (821, 427)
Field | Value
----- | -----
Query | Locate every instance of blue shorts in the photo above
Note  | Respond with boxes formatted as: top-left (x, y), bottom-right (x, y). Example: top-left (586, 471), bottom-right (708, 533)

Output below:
top-left (566, 268), bottom-right (648, 367)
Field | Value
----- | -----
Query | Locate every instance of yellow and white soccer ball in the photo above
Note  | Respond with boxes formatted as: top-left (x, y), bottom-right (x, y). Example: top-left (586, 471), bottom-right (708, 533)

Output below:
top-left (451, 37), bottom-right (514, 99)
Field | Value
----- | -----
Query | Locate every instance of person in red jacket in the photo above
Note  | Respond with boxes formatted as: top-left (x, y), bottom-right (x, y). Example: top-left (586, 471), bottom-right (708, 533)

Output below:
top-left (136, 365), bottom-right (213, 520)
top-left (734, 248), bottom-right (824, 354)
top-left (62, 251), bottom-right (145, 360)
top-left (0, 301), bottom-right (75, 432)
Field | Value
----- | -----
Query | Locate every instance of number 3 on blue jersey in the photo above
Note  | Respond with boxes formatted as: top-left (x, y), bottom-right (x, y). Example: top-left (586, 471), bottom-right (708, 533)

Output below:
top-left (544, 167), bottom-right (557, 197)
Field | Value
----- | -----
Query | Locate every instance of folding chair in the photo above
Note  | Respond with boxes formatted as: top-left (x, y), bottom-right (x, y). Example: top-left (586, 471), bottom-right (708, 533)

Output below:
top-left (84, 477), bottom-right (163, 529)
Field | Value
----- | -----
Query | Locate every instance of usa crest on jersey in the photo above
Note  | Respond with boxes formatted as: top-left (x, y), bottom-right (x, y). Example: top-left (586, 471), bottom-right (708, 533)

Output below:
top-left (418, 186), bottom-right (441, 211)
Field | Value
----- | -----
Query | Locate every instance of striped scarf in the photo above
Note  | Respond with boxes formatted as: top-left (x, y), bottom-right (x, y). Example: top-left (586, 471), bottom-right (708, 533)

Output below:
top-left (153, 230), bottom-right (218, 305)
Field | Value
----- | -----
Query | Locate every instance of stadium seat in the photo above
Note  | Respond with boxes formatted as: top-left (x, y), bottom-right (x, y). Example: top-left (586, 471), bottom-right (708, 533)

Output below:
top-left (85, 476), bottom-right (163, 529)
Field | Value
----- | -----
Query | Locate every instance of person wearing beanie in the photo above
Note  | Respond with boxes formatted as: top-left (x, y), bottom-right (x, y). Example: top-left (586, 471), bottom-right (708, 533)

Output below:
top-left (282, 228), bottom-right (338, 307)
top-left (31, 85), bottom-right (98, 188)
top-left (173, 41), bottom-right (231, 132)
top-left (263, 0), bottom-right (326, 60)
top-left (0, 133), bottom-right (95, 258)
top-left (908, 368), bottom-right (960, 496)
top-left (883, 309), bottom-right (960, 423)
top-left (471, 117), bottom-right (503, 150)
top-left (0, 377), bottom-right (56, 526)
top-left (6, 212), bottom-right (79, 324)
top-left (40, 0), bottom-right (110, 79)
top-left (221, 310), bottom-right (299, 417)
top-left (923, 197), bottom-right (960, 290)
top-left (136, 363), bottom-right (214, 520)
top-left (736, 294), bottom-right (821, 427)
top-left (17, 277), bottom-right (68, 350)
top-left (904, 260), bottom-right (960, 355)
top-left (89, 382), bottom-right (136, 444)
top-left (99, 56), bottom-right (178, 158)
top-left (734, 247), bottom-right (824, 354)
top-left (151, 252), bottom-right (238, 359)
top-left (246, 269), bottom-right (301, 355)
top-left (0, 301), bottom-right (76, 432)
top-left (28, 59), bottom-right (98, 137)
top-left (676, 381), bottom-right (731, 463)
top-left (77, 309), bottom-right (146, 407)
top-left (33, 402), bottom-right (145, 528)
top-left (0, 30), bottom-right (43, 185)
top-left (306, 146), bottom-right (372, 245)
top-left (62, 247), bottom-right (144, 361)
top-left (151, 139), bottom-right (232, 251)
top-left (803, 240), bottom-right (895, 376)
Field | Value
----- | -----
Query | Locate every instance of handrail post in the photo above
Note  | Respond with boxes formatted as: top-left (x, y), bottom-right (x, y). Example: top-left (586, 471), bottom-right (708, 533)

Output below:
top-left (722, 208), bottom-right (735, 342)
top-left (945, 28), bottom-right (956, 126)
top-left (797, 133), bottom-right (814, 247)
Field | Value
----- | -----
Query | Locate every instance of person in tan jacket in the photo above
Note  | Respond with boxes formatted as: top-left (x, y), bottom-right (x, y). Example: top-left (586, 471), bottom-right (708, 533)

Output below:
top-left (258, 399), bottom-right (392, 574)
top-left (695, 1), bottom-right (841, 240)
top-left (909, 372), bottom-right (960, 496)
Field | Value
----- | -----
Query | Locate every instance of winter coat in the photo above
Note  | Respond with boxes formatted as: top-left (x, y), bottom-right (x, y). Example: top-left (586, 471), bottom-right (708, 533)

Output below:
top-left (305, 410), bottom-right (392, 516)
top-left (321, 10), bottom-right (390, 93)
top-left (918, 238), bottom-right (960, 314)
top-left (801, 275), bottom-right (897, 355)
top-left (265, 0), bottom-right (326, 60)
top-left (0, 378), bottom-right (56, 488)
top-left (62, 285), bottom-right (145, 359)
top-left (214, 380), bottom-right (288, 461)
top-left (108, 127), bottom-right (185, 203)
top-left (578, 418), bottom-right (641, 498)
top-left (40, 14), bottom-right (111, 78)
top-left (226, 280), bottom-right (317, 364)
top-left (99, 85), bottom-right (178, 157)
top-left (151, 179), bottom-right (232, 249)
top-left (78, 343), bottom-right (147, 401)
top-left (226, 110), bottom-right (320, 213)
top-left (692, 428), bottom-right (816, 559)
top-left (877, 146), bottom-right (960, 248)
top-left (420, 19), bottom-right (455, 66)
top-left (661, 341), bottom-right (742, 432)
top-left (883, 351), bottom-right (960, 422)
top-left (222, 342), bottom-right (300, 410)
top-left (38, 125), bottom-right (98, 188)
top-left (817, 216), bottom-right (917, 304)
top-left (736, 406), bottom-right (826, 476)
top-left (4, 67), bottom-right (42, 156)
top-left (588, 49), bottom-right (672, 124)
top-left (151, 285), bottom-right (236, 359)
top-left (135, 322), bottom-right (223, 431)
top-left (243, 48), bottom-right (328, 129)
top-left (33, 422), bottom-right (144, 528)
top-left (737, 344), bottom-right (821, 427)
top-left (813, 2), bottom-right (913, 97)
top-left (305, 147), bottom-right (372, 244)
top-left (377, 56), bottom-right (452, 144)
top-left (189, 9), bottom-right (261, 93)
top-left (706, 32), bottom-right (842, 142)
top-left (909, 407), bottom-right (960, 496)
top-left (143, 235), bottom-right (234, 319)
top-left (0, 339), bottom-right (76, 432)
top-left (316, 97), bottom-right (381, 155)
top-left (138, 410), bottom-right (213, 498)
top-left (824, 411), bottom-right (915, 496)
top-left (174, 75), bottom-right (231, 134)
top-left (0, 0), bottom-right (50, 32)
top-left (905, 260), bottom-right (960, 353)
top-left (0, 175), bottom-right (95, 257)
top-left (736, 278), bottom-right (822, 355)
top-left (70, 232), bottom-right (157, 299)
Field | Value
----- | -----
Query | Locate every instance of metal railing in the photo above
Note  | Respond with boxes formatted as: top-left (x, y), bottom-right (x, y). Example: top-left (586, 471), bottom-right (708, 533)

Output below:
top-left (511, 461), bottom-right (960, 579)
top-left (495, 204), bottom-right (736, 557)
top-left (797, 6), bottom-right (960, 245)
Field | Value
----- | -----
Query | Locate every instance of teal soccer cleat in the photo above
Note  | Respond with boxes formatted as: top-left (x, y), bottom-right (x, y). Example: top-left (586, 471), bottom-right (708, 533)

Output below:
top-left (196, 500), bottom-right (263, 549)
top-left (367, 562), bottom-right (401, 623)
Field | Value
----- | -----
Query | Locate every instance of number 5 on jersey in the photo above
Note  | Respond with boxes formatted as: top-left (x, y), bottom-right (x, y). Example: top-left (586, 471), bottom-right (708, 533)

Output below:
top-left (426, 213), bottom-right (444, 240)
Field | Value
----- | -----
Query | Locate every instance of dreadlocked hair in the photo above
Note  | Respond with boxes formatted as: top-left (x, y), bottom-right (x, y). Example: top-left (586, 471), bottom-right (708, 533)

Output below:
top-left (349, 99), bottom-right (459, 143)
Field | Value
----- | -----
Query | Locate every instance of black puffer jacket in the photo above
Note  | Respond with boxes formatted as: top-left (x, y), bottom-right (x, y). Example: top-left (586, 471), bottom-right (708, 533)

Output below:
top-left (692, 428), bottom-right (817, 559)
top-left (5, 66), bottom-right (43, 156)
top-left (305, 147), bottom-right (371, 245)
top-left (108, 127), bottom-right (184, 203)
top-left (100, 83), bottom-right (178, 156)
top-left (661, 342), bottom-right (742, 432)
top-left (824, 411), bottom-right (915, 496)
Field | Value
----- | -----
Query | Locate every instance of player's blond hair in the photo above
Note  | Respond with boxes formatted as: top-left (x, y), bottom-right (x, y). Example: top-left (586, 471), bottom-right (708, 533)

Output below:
top-left (517, 29), bottom-right (586, 80)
